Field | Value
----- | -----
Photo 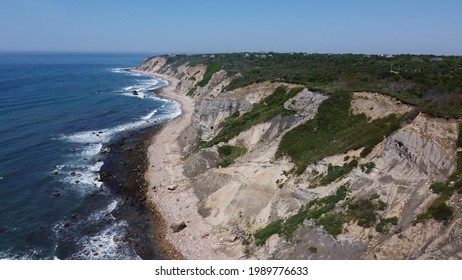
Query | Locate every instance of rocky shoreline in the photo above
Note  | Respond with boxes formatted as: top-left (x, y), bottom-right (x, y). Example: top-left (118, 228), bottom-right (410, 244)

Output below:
top-left (99, 124), bottom-right (182, 259)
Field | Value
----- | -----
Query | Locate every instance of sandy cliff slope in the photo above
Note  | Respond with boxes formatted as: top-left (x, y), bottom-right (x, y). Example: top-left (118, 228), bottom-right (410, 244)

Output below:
top-left (137, 56), bottom-right (462, 260)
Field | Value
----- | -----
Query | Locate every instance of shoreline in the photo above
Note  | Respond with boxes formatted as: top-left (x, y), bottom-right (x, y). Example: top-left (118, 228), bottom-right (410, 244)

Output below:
top-left (98, 126), bottom-right (161, 259)
top-left (133, 69), bottom-right (231, 259)
top-left (93, 69), bottom-right (187, 260)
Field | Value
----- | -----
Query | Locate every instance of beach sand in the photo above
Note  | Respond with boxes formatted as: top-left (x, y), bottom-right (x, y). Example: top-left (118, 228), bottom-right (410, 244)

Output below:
top-left (135, 71), bottom-right (230, 259)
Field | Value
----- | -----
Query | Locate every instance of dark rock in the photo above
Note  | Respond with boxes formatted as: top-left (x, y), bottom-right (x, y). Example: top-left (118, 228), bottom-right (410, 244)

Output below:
top-left (63, 222), bottom-right (70, 228)
top-left (52, 191), bottom-right (61, 197)
top-left (52, 170), bottom-right (59, 176)
top-left (170, 221), bottom-right (187, 233)
top-left (132, 90), bottom-right (138, 95)
top-left (70, 171), bottom-right (76, 176)
top-left (100, 171), bottom-right (111, 180)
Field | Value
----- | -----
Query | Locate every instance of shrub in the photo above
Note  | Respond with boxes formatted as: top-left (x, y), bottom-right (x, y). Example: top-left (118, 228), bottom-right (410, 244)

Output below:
top-left (376, 216), bottom-right (398, 233)
top-left (207, 86), bottom-right (303, 147)
top-left (277, 91), bottom-right (404, 174)
top-left (255, 220), bottom-right (283, 246)
top-left (319, 160), bottom-right (358, 186)
top-left (217, 145), bottom-right (247, 167)
top-left (196, 62), bottom-right (221, 87)
top-left (360, 162), bottom-right (376, 174)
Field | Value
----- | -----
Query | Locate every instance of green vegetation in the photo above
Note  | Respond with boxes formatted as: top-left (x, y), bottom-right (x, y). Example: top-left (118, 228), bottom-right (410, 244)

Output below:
top-left (254, 184), bottom-right (350, 246)
top-left (319, 160), bottom-right (358, 186)
top-left (207, 86), bottom-right (303, 147)
top-left (457, 123), bottom-right (462, 148)
top-left (454, 153), bottom-right (462, 195)
top-left (196, 62), bottom-right (221, 87)
top-left (360, 162), bottom-right (376, 174)
top-left (159, 53), bottom-right (462, 117)
top-left (346, 198), bottom-right (386, 227)
top-left (277, 91), bottom-right (404, 173)
top-left (415, 182), bottom-right (455, 224)
top-left (217, 145), bottom-right (247, 167)
top-left (254, 185), bottom-right (394, 246)
top-left (254, 220), bottom-right (283, 246)
top-left (376, 216), bottom-right (399, 234)
top-left (415, 126), bottom-right (462, 224)
top-left (308, 246), bottom-right (318, 254)
top-left (414, 124), bottom-right (462, 225)
top-left (186, 86), bottom-right (197, 96)
top-left (449, 152), bottom-right (462, 183)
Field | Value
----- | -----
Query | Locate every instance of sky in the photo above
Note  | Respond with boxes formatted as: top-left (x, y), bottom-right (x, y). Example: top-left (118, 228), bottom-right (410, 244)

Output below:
top-left (0, 0), bottom-right (461, 55)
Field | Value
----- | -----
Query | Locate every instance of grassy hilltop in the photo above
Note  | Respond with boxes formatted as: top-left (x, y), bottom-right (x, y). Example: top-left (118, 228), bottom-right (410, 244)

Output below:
top-left (159, 52), bottom-right (462, 117)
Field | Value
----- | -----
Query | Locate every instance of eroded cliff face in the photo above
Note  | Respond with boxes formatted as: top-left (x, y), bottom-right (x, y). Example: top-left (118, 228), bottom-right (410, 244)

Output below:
top-left (138, 56), bottom-right (462, 260)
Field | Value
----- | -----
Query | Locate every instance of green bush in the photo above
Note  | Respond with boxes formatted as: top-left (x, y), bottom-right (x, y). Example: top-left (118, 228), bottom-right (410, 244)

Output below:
top-left (255, 220), bottom-right (283, 246)
top-left (207, 86), bottom-right (303, 147)
top-left (360, 162), bottom-right (376, 174)
top-left (277, 91), bottom-right (404, 174)
top-left (376, 216), bottom-right (398, 233)
top-left (197, 62), bottom-right (221, 87)
top-left (254, 184), bottom-right (350, 245)
top-left (457, 123), bottom-right (462, 147)
top-left (346, 199), bottom-right (379, 228)
top-left (428, 200), bottom-right (453, 221)
top-left (319, 160), bottom-right (358, 185)
top-left (415, 182), bottom-right (455, 224)
top-left (217, 145), bottom-right (247, 167)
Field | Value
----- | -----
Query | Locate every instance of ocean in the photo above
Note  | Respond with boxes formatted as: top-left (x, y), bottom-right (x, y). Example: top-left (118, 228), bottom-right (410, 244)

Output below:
top-left (0, 52), bottom-right (179, 259)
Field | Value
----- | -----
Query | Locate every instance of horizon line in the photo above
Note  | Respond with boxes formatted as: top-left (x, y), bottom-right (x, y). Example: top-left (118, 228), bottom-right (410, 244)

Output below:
top-left (0, 50), bottom-right (460, 57)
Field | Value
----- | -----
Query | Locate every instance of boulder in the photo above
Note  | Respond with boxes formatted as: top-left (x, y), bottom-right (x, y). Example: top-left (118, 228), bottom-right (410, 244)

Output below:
top-left (167, 184), bottom-right (178, 191)
top-left (170, 221), bottom-right (187, 233)
top-left (224, 234), bottom-right (238, 243)
top-left (52, 191), bottom-right (61, 197)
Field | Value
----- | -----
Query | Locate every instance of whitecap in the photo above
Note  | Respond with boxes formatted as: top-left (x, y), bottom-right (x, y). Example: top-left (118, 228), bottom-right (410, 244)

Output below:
top-left (108, 68), bottom-right (129, 74)
top-left (0, 248), bottom-right (43, 260)
top-left (140, 110), bottom-right (157, 120)
top-left (68, 221), bottom-right (140, 260)
top-left (81, 143), bottom-right (102, 157)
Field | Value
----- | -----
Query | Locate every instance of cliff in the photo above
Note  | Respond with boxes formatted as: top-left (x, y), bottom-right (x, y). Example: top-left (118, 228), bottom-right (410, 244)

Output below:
top-left (136, 55), bottom-right (462, 260)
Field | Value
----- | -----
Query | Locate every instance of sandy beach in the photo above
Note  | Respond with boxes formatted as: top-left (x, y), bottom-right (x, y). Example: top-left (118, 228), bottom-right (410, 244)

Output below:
top-left (134, 70), bottom-right (230, 259)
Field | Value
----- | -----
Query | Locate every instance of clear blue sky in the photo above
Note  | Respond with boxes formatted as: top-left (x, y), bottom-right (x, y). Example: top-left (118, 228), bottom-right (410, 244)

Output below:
top-left (1, 0), bottom-right (461, 55)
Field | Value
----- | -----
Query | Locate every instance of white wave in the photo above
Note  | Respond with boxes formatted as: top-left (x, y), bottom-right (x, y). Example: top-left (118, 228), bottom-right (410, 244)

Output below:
top-left (68, 221), bottom-right (140, 260)
top-left (81, 143), bottom-right (102, 157)
top-left (108, 68), bottom-right (129, 74)
top-left (0, 248), bottom-right (43, 260)
top-left (60, 160), bottom-right (104, 193)
top-left (141, 109), bottom-right (157, 120)
top-left (62, 104), bottom-right (177, 145)
top-left (83, 199), bottom-right (119, 223)
top-left (105, 200), bottom-right (118, 214)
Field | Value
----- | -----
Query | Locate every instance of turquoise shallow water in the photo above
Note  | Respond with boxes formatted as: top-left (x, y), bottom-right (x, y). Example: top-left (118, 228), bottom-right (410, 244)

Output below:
top-left (0, 52), bottom-right (176, 259)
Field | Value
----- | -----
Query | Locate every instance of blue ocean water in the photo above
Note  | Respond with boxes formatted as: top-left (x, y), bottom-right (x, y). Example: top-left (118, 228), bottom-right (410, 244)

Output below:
top-left (0, 52), bottom-right (178, 259)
